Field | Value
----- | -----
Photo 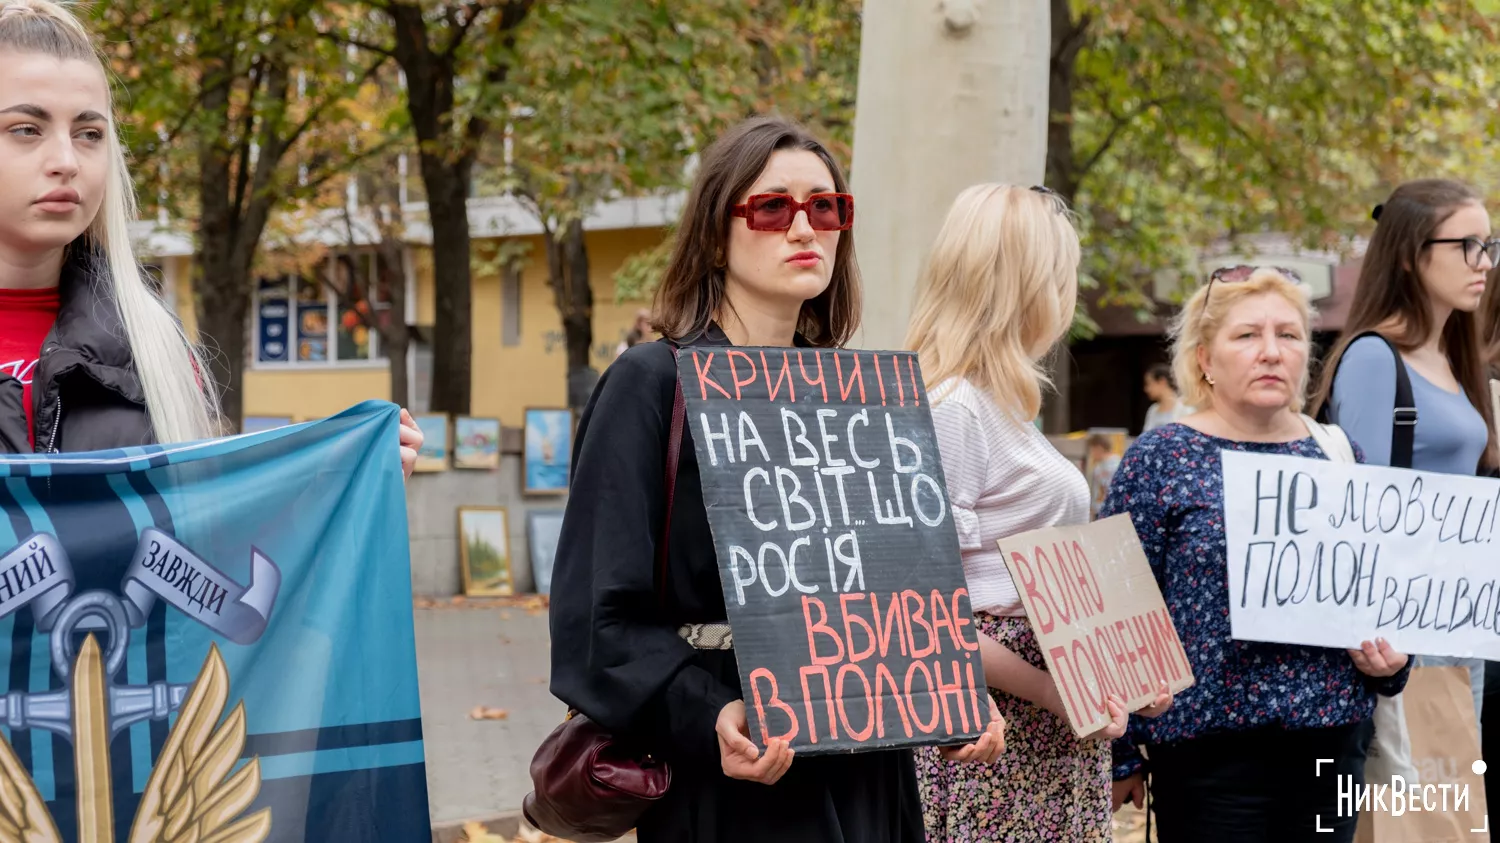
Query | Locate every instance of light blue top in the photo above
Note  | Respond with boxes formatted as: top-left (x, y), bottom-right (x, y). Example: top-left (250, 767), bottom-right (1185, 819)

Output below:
top-left (1329, 335), bottom-right (1489, 474)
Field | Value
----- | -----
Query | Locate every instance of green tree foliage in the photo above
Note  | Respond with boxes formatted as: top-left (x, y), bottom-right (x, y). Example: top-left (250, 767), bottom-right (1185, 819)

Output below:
top-left (96, 0), bottom-right (392, 430)
top-left (1052, 0), bottom-right (1500, 310)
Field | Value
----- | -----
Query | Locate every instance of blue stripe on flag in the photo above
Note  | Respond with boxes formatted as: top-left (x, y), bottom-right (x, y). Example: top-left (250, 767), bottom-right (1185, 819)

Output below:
top-left (242, 717), bottom-right (425, 758)
top-left (254, 739), bottom-right (427, 781)
top-left (3, 478), bottom-right (53, 533)
top-left (26, 624), bottom-right (52, 801)
top-left (106, 471), bottom-right (157, 793)
top-left (10, 476), bottom-right (54, 804)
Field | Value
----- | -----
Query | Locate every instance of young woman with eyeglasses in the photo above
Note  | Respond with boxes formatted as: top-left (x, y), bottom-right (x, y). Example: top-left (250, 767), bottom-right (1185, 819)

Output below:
top-left (545, 116), bottom-right (1003, 843)
top-left (1310, 178), bottom-right (1500, 728)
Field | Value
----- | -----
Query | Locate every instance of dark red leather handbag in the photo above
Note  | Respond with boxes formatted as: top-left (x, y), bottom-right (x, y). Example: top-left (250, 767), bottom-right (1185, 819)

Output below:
top-left (522, 350), bottom-right (685, 842)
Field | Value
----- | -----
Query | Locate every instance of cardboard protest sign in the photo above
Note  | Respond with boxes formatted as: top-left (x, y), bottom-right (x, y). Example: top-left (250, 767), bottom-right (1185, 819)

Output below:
top-left (678, 347), bottom-right (988, 754)
top-left (1354, 666), bottom-right (1489, 843)
top-left (997, 515), bottom-right (1195, 737)
top-left (1222, 451), bottom-right (1500, 658)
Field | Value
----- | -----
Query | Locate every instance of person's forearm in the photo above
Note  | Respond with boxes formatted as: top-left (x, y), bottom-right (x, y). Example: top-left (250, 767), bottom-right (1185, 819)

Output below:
top-left (976, 632), bottom-right (1064, 717)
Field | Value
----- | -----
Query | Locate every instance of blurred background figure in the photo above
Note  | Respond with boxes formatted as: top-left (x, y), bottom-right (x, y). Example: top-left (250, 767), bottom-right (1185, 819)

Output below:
top-left (1142, 363), bottom-right (1192, 432)
top-left (616, 308), bottom-right (653, 357)
top-left (1086, 433), bottom-right (1121, 520)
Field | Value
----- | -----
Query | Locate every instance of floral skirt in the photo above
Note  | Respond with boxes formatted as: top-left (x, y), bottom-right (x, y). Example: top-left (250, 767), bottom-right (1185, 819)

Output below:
top-left (915, 614), bottom-right (1110, 843)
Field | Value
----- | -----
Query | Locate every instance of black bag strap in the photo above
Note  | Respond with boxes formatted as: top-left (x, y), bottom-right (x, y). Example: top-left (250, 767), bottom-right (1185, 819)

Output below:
top-left (1327, 331), bottom-right (1416, 469)
top-left (656, 343), bottom-right (686, 607)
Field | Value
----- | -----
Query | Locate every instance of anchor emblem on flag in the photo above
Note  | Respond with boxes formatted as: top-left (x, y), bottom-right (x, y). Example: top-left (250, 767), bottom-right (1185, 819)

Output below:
top-left (0, 529), bottom-right (281, 842)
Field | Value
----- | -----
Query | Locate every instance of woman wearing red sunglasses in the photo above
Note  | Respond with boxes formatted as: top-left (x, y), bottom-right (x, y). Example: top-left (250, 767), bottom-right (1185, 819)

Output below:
top-left (545, 115), bottom-right (1002, 843)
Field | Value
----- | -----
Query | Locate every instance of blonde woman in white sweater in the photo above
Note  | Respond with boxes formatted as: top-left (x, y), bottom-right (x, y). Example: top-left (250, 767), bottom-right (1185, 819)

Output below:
top-left (906, 185), bottom-right (1171, 842)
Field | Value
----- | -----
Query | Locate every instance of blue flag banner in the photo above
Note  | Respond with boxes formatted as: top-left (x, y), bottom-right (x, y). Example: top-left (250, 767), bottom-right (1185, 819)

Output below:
top-left (0, 400), bottom-right (430, 842)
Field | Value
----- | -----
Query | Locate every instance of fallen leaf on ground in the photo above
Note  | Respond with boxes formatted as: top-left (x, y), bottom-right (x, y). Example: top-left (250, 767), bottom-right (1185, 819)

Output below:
top-left (469, 706), bottom-right (509, 721)
top-left (414, 594), bottom-right (550, 611)
top-left (461, 821), bottom-right (509, 842)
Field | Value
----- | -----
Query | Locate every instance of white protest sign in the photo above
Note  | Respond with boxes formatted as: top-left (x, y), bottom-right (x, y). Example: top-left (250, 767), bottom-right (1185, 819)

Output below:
top-left (1221, 450), bottom-right (1500, 659)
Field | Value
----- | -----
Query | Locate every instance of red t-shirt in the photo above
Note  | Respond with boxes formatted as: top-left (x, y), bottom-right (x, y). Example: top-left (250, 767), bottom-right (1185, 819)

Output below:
top-left (0, 287), bottom-right (61, 449)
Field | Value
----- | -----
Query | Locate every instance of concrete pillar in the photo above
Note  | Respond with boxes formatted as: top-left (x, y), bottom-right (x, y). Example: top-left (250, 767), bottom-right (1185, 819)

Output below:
top-left (850, 0), bottom-right (1051, 352)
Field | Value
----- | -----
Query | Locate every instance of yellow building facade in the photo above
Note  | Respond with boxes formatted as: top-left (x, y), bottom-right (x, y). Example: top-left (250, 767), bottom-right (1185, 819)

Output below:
top-left (150, 202), bottom-right (671, 427)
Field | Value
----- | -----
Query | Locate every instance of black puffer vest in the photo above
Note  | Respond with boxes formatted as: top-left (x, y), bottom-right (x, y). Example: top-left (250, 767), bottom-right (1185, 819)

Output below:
top-left (0, 250), bottom-right (155, 454)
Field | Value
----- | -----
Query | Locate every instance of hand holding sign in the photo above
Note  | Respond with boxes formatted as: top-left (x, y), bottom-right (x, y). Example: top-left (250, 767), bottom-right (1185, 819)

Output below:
top-left (937, 695), bottom-right (1006, 764)
top-left (717, 700), bottom-right (795, 785)
top-left (1348, 637), bottom-right (1408, 678)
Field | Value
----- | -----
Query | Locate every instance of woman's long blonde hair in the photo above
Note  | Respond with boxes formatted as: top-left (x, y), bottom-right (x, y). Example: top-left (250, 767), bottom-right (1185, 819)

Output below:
top-left (0, 0), bottom-right (218, 443)
top-left (904, 184), bottom-right (1080, 419)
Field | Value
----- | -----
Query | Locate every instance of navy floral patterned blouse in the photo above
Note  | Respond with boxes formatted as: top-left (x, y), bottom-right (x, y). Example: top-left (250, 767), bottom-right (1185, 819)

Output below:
top-left (1099, 423), bottom-right (1412, 779)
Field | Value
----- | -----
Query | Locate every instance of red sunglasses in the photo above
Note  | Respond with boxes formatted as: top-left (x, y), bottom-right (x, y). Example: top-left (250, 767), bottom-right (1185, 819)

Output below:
top-left (732, 193), bottom-right (855, 232)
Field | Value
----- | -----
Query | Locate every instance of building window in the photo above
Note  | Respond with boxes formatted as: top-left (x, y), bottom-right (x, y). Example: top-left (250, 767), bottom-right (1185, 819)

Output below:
top-left (254, 252), bottom-right (394, 366)
top-left (501, 263), bottom-right (522, 347)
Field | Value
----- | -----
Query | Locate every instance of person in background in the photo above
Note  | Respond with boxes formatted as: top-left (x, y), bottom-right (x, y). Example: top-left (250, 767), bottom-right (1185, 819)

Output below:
top-left (547, 116), bottom-right (1003, 843)
top-left (905, 184), bottom-right (1171, 843)
top-left (1085, 433), bottom-right (1121, 520)
top-left (1477, 258), bottom-right (1500, 799)
top-left (1310, 179), bottom-right (1498, 730)
top-left (1104, 267), bottom-right (1409, 842)
top-left (1141, 363), bottom-right (1191, 431)
top-left (616, 308), bottom-right (652, 357)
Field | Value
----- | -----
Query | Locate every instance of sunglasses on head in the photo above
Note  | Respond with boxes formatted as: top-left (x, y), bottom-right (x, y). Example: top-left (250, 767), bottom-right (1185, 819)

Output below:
top-left (1204, 264), bottom-right (1304, 300)
top-left (732, 193), bottom-right (854, 232)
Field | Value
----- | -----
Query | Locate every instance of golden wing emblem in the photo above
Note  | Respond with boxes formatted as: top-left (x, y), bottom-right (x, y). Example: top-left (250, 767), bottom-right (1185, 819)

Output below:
top-left (0, 720), bottom-right (61, 843)
top-left (128, 643), bottom-right (270, 843)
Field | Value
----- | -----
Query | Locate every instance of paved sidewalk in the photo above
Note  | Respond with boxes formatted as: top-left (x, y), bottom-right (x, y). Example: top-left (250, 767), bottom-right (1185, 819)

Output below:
top-left (413, 597), bottom-right (1140, 842)
top-left (416, 599), bottom-right (565, 824)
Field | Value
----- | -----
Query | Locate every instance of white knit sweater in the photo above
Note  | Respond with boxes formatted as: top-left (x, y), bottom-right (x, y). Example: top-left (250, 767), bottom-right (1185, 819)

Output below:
top-left (930, 377), bottom-right (1091, 616)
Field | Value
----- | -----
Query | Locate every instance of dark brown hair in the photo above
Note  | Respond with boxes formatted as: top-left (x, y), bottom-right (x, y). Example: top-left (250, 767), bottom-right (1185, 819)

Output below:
top-left (1146, 363), bottom-right (1173, 386)
top-left (652, 116), bottom-right (860, 347)
top-left (1309, 178), bottom-right (1498, 470)
top-left (1482, 263), bottom-right (1500, 376)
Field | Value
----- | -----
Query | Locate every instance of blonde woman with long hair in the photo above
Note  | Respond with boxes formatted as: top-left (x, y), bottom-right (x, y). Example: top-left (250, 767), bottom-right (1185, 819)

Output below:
top-left (0, 0), bottom-right (422, 470)
top-left (907, 185), bottom-right (1171, 841)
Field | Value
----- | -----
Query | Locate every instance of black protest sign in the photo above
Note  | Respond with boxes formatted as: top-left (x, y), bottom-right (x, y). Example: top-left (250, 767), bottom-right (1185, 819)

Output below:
top-left (678, 347), bottom-right (988, 755)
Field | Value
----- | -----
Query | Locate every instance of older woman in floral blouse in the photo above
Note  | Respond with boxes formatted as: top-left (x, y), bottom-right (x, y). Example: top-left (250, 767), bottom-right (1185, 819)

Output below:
top-left (1101, 267), bottom-right (1410, 842)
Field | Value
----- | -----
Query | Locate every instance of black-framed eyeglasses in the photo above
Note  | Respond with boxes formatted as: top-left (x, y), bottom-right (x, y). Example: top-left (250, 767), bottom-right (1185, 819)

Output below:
top-left (1423, 237), bottom-right (1500, 270)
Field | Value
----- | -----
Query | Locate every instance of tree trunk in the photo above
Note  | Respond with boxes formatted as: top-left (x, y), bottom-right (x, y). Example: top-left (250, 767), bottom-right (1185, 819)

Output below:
top-left (1046, 0), bottom-right (1085, 205)
top-left (849, 0), bottom-right (1050, 351)
top-left (1040, 0), bottom-right (1088, 434)
top-left (193, 48), bottom-right (272, 434)
top-left (377, 236), bottom-right (412, 407)
top-left (416, 154), bottom-right (473, 414)
top-left (194, 245), bottom-right (252, 433)
top-left (384, 1), bottom-right (533, 416)
top-left (545, 218), bottom-right (595, 410)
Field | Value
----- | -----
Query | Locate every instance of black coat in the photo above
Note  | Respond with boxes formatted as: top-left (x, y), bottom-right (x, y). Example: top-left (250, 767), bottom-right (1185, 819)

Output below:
top-left (548, 330), bottom-right (923, 843)
top-left (0, 251), bottom-right (155, 454)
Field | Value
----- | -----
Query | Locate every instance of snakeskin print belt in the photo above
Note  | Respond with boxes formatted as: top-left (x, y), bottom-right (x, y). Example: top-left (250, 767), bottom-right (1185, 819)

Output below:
top-left (678, 622), bottom-right (733, 650)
